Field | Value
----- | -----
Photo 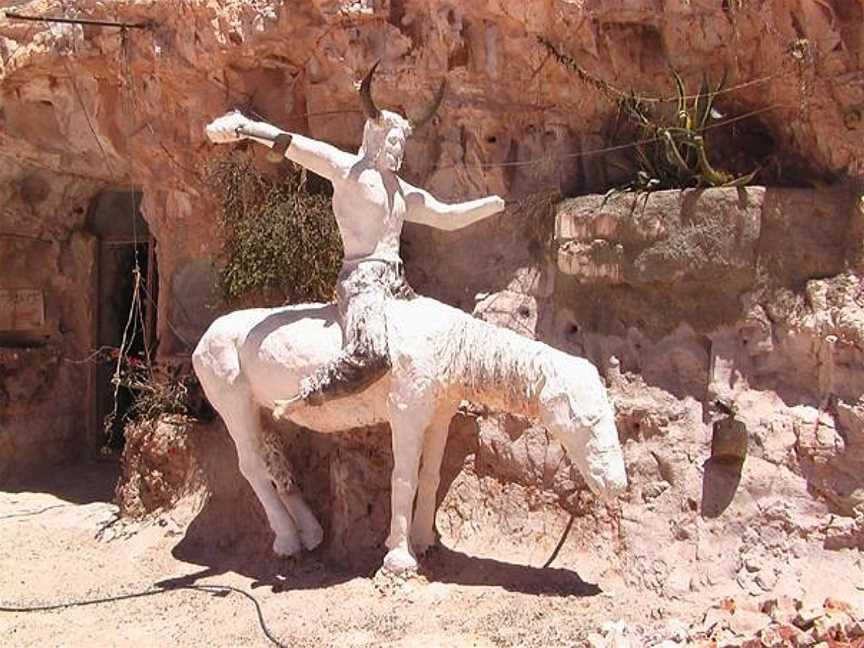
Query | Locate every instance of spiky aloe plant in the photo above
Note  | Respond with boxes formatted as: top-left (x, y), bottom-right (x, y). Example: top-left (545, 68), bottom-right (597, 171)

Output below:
top-left (619, 70), bottom-right (758, 192)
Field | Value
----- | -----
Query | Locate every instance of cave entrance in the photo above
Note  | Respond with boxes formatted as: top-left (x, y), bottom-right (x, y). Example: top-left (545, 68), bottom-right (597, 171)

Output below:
top-left (85, 190), bottom-right (158, 452)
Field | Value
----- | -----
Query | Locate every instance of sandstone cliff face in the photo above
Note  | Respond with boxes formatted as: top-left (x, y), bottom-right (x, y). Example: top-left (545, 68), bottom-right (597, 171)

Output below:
top-left (1, 1), bottom-right (864, 638)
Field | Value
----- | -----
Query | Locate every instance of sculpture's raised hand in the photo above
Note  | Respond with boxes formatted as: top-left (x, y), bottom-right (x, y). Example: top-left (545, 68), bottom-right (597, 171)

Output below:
top-left (486, 195), bottom-right (505, 214)
top-left (205, 111), bottom-right (254, 144)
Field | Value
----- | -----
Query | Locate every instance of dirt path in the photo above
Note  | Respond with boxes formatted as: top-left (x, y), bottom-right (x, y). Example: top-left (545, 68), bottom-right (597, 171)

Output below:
top-left (0, 463), bottom-right (634, 648)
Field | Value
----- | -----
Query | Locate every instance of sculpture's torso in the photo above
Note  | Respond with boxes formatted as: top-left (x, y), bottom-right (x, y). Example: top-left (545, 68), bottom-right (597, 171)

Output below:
top-left (332, 164), bottom-right (406, 265)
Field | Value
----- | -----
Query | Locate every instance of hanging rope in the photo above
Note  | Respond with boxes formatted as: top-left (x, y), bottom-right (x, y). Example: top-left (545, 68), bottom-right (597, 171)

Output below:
top-left (63, 59), bottom-right (116, 178)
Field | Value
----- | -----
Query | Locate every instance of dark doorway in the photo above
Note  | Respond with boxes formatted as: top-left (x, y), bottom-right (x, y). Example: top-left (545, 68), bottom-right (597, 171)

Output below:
top-left (86, 190), bottom-right (158, 451)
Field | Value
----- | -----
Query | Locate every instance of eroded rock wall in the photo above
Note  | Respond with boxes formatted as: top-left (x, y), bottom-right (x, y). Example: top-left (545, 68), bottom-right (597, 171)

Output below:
top-left (3, 0), bottom-right (864, 336)
top-left (1, 0), bottom-right (863, 621)
top-left (0, 171), bottom-right (100, 481)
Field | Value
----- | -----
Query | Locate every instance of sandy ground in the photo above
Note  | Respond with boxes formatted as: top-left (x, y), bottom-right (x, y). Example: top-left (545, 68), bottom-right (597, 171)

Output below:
top-left (3, 462), bottom-right (863, 648)
top-left (0, 463), bottom-right (640, 648)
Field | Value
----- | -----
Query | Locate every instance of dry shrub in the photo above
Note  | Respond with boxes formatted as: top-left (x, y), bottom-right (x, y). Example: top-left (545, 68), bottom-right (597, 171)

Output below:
top-left (207, 152), bottom-right (342, 305)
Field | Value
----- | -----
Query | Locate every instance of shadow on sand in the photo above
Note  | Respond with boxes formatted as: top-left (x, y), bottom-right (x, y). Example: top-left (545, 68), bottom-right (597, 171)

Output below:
top-left (419, 545), bottom-right (601, 596)
top-left (162, 413), bottom-right (600, 598)
top-left (1, 461), bottom-right (119, 505)
top-left (166, 533), bottom-right (601, 598)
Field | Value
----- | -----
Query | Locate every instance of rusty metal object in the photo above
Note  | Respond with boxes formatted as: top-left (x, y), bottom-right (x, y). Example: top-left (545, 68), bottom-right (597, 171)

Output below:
top-left (711, 415), bottom-right (748, 462)
top-left (266, 133), bottom-right (293, 163)
top-left (714, 397), bottom-right (738, 417)
top-left (5, 11), bottom-right (150, 29)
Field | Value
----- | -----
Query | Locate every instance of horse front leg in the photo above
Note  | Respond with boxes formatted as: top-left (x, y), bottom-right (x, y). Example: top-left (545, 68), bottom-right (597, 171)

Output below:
top-left (383, 395), bottom-right (432, 575)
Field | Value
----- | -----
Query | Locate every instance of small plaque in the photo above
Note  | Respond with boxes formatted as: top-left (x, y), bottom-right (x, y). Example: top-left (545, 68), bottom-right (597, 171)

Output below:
top-left (0, 289), bottom-right (45, 330)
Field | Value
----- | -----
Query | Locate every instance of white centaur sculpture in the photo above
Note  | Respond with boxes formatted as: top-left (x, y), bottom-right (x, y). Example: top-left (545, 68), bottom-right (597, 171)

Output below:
top-left (195, 64), bottom-right (627, 574)
top-left (206, 62), bottom-right (504, 414)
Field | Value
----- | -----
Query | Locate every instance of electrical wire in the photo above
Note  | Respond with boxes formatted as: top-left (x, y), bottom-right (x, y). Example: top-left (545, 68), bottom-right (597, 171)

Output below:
top-left (0, 583), bottom-right (287, 648)
top-left (63, 58), bottom-right (116, 179)
top-left (542, 513), bottom-right (575, 568)
top-left (428, 103), bottom-right (790, 173)
top-left (0, 505), bottom-right (68, 520)
top-left (0, 232), bottom-right (58, 244)
top-left (541, 35), bottom-right (779, 104)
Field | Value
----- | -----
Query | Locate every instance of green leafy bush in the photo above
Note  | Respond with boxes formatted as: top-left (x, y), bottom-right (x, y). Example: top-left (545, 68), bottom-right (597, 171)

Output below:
top-left (208, 152), bottom-right (342, 304)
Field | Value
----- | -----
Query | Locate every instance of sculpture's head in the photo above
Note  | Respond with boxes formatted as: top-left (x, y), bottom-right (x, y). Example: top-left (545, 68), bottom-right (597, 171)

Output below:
top-left (359, 110), bottom-right (411, 172)
top-left (357, 61), bottom-right (444, 172)
top-left (537, 354), bottom-right (628, 502)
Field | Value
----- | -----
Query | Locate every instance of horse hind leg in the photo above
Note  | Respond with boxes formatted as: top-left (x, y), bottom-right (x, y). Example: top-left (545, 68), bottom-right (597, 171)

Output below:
top-left (280, 492), bottom-right (324, 551)
top-left (210, 391), bottom-right (303, 557)
top-left (193, 334), bottom-right (303, 556)
top-left (259, 432), bottom-right (324, 551)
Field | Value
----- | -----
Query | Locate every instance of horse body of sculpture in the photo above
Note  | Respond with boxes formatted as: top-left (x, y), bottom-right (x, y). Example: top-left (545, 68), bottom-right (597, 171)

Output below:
top-left (193, 295), bottom-right (628, 574)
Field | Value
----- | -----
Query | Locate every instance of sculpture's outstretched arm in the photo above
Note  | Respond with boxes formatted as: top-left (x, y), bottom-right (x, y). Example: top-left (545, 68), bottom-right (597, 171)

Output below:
top-left (206, 111), bottom-right (354, 182)
top-left (403, 184), bottom-right (505, 231)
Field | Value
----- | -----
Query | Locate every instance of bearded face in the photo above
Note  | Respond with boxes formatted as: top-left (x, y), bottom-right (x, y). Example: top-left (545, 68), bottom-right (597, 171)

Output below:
top-left (380, 126), bottom-right (407, 171)
top-left (358, 110), bottom-right (412, 171)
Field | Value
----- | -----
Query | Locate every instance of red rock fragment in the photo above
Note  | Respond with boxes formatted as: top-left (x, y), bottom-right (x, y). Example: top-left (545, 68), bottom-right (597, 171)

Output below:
top-left (794, 608), bottom-right (823, 630)
top-left (761, 596), bottom-right (803, 624)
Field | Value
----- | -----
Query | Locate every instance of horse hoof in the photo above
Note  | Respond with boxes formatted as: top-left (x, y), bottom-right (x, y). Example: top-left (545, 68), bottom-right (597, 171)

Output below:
top-left (272, 533), bottom-right (302, 557)
top-left (381, 546), bottom-right (418, 576)
top-left (410, 531), bottom-right (436, 555)
top-left (300, 524), bottom-right (324, 551)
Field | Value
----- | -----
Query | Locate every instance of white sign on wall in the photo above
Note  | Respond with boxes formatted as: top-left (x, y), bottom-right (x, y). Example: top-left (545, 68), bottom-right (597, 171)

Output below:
top-left (0, 289), bottom-right (45, 331)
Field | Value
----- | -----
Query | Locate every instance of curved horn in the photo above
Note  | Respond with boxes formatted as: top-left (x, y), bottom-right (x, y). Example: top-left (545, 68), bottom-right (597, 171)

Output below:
top-left (359, 60), bottom-right (381, 121)
top-left (412, 79), bottom-right (446, 129)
